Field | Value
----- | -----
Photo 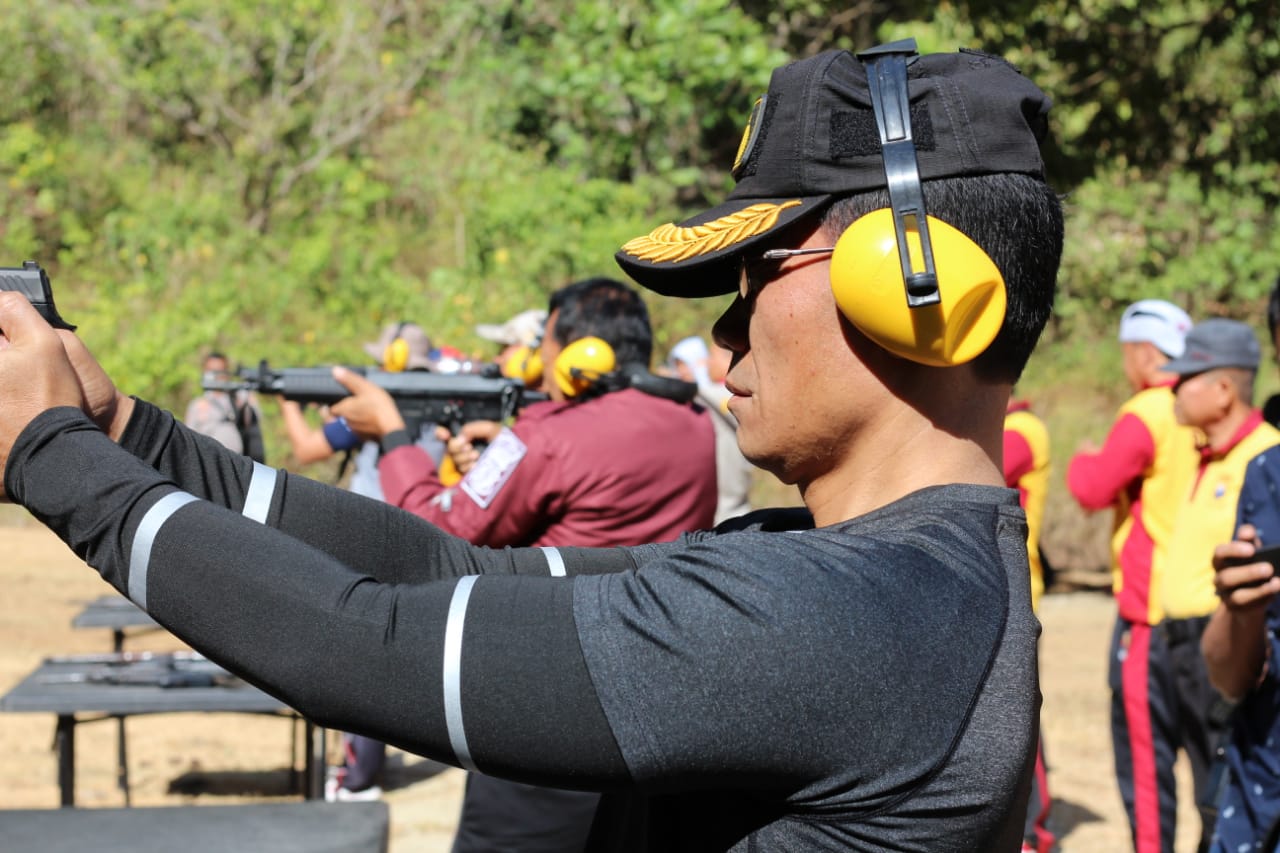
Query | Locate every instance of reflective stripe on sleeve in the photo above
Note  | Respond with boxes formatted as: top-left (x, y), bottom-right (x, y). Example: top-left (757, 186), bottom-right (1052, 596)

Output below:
top-left (443, 575), bottom-right (480, 772)
top-left (540, 546), bottom-right (567, 577)
top-left (242, 462), bottom-right (277, 524)
top-left (128, 492), bottom-right (199, 610)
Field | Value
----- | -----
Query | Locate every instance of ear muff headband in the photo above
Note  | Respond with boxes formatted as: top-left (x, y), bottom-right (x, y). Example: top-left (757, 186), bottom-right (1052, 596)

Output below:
top-left (830, 40), bottom-right (1006, 366)
top-left (553, 336), bottom-right (616, 398)
top-left (383, 322), bottom-right (410, 373)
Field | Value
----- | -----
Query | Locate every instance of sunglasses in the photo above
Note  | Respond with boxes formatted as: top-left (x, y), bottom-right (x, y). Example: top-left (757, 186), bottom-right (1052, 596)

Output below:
top-left (738, 247), bottom-right (836, 300)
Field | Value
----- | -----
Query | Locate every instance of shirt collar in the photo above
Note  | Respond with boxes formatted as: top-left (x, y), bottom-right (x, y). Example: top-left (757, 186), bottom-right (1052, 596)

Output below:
top-left (1200, 408), bottom-right (1264, 462)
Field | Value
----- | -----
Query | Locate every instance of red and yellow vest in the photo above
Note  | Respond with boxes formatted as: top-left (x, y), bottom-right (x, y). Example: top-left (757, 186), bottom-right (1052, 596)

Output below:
top-left (1160, 411), bottom-right (1280, 619)
top-left (1004, 401), bottom-right (1050, 611)
top-left (1067, 384), bottom-right (1200, 625)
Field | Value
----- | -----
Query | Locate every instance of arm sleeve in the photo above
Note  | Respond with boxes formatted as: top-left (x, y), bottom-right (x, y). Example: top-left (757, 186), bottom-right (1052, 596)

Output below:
top-left (1238, 451), bottom-right (1280, 545)
top-left (321, 418), bottom-right (358, 452)
top-left (6, 406), bottom-right (636, 789)
top-left (118, 400), bottom-right (600, 584)
top-left (1067, 412), bottom-right (1156, 510)
top-left (378, 443), bottom-right (448, 514)
top-left (1003, 429), bottom-right (1034, 486)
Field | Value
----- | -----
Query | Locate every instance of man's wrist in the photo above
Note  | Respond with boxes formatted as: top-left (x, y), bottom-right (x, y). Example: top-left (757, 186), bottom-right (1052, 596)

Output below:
top-left (105, 394), bottom-right (137, 443)
top-left (380, 429), bottom-right (413, 454)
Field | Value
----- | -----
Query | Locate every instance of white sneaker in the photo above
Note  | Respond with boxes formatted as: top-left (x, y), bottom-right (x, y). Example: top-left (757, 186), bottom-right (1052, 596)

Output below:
top-left (324, 776), bottom-right (383, 802)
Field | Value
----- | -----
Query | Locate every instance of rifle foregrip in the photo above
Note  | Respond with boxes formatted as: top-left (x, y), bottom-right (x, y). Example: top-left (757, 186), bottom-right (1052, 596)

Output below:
top-left (271, 369), bottom-right (359, 406)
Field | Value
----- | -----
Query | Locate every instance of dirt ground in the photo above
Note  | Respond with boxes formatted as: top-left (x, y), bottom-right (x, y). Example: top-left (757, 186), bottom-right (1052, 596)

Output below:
top-left (1, 521), bottom-right (1206, 851)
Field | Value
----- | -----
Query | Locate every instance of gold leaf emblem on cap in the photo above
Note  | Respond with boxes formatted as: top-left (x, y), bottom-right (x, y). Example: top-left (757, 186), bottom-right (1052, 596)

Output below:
top-left (621, 200), bottom-right (802, 263)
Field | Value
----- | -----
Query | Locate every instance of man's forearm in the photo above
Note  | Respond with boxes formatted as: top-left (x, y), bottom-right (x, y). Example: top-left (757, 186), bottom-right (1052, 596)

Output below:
top-left (112, 400), bottom-right (522, 585)
top-left (1202, 603), bottom-right (1269, 701)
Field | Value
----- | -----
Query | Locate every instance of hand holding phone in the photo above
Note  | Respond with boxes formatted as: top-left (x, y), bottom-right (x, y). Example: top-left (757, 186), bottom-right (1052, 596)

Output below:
top-left (1220, 544), bottom-right (1280, 588)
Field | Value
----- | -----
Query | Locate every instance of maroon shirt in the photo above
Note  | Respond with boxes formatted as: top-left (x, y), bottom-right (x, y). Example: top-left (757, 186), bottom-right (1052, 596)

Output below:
top-left (378, 388), bottom-right (718, 547)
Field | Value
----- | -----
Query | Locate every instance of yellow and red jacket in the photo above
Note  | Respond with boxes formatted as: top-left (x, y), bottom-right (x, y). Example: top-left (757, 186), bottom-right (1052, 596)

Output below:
top-left (1004, 400), bottom-right (1050, 611)
top-left (1067, 382), bottom-right (1199, 625)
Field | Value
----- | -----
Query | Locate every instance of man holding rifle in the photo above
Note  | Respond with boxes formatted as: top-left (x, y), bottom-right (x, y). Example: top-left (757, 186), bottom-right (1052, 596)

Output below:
top-left (0, 39), bottom-right (1062, 849)
top-left (334, 277), bottom-right (716, 550)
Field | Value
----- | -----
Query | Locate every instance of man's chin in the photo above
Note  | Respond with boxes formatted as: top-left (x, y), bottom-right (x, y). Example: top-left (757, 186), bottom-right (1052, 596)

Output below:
top-left (738, 445), bottom-right (799, 487)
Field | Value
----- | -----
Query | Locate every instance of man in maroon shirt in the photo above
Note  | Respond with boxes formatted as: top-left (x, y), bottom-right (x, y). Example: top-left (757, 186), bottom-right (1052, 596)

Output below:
top-left (334, 276), bottom-right (718, 851)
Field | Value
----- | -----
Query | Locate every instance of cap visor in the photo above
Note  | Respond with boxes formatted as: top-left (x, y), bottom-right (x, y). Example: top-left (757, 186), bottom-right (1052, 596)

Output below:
top-left (616, 194), bottom-right (830, 298)
top-left (1160, 356), bottom-right (1220, 376)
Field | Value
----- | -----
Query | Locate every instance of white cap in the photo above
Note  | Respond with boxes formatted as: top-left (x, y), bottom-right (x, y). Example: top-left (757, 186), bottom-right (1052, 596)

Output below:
top-left (1118, 300), bottom-right (1193, 358)
top-left (475, 309), bottom-right (547, 347)
top-left (668, 336), bottom-right (711, 386)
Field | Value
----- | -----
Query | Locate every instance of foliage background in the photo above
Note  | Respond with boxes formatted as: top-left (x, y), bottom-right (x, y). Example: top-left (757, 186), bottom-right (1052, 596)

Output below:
top-left (1, 0), bottom-right (1278, 569)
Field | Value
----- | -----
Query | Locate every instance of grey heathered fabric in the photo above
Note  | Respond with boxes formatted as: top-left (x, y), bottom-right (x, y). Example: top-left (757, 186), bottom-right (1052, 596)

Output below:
top-left (574, 485), bottom-right (1037, 851)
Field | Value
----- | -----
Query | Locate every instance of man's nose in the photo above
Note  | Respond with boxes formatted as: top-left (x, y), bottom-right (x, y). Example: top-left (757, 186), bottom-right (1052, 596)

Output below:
top-left (712, 297), bottom-right (749, 355)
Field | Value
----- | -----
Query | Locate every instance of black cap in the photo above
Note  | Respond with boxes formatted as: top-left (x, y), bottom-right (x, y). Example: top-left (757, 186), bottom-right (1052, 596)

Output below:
top-left (616, 45), bottom-right (1053, 298)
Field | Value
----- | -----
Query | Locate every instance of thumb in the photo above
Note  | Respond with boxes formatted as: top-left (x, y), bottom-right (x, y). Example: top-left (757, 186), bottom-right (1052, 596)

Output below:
top-left (0, 291), bottom-right (56, 347)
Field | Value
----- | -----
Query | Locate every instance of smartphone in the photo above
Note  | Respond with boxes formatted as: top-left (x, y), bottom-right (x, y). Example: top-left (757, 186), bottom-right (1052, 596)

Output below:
top-left (1221, 544), bottom-right (1280, 586)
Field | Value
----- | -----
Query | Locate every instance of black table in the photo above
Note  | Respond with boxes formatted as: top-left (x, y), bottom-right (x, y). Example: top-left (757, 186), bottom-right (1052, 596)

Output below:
top-left (0, 655), bottom-right (326, 807)
top-left (71, 594), bottom-right (161, 653)
top-left (72, 594), bottom-right (166, 802)
top-left (1, 801), bottom-right (389, 853)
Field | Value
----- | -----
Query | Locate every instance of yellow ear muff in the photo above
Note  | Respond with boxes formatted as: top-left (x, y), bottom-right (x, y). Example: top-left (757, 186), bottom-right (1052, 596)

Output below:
top-left (522, 350), bottom-right (544, 387)
top-left (501, 344), bottom-right (545, 388)
top-left (829, 209), bottom-right (1006, 367)
top-left (553, 336), bottom-right (616, 398)
top-left (382, 323), bottom-right (410, 373)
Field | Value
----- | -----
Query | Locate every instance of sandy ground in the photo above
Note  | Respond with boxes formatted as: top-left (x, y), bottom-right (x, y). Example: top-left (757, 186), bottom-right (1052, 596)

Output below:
top-left (0, 521), bottom-right (1206, 851)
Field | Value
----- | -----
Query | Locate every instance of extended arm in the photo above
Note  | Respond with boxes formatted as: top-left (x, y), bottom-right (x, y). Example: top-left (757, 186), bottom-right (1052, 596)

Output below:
top-left (6, 407), bottom-right (847, 794)
top-left (279, 399), bottom-right (339, 464)
top-left (7, 405), bottom-right (635, 787)
top-left (0, 302), bottom-right (826, 797)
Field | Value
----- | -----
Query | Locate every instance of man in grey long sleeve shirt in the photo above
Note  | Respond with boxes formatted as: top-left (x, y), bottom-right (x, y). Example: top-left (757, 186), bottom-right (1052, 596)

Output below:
top-left (0, 39), bottom-right (1064, 851)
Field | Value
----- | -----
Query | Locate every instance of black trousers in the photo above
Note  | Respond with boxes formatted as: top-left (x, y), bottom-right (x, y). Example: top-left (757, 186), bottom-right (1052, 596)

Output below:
top-left (1111, 615), bottom-right (1228, 853)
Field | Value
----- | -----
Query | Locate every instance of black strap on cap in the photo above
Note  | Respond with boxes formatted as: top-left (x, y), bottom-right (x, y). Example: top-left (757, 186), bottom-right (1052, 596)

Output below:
top-left (856, 39), bottom-right (941, 307)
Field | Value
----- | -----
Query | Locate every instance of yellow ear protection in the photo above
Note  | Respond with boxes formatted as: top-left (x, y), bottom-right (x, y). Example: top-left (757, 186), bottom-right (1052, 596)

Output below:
top-left (828, 41), bottom-right (1006, 367)
top-left (501, 344), bottom-right (545, 387)
top-left (553, 336), bottom-right (616, 399)
top-left (382, 322), bottom-right (411, 373)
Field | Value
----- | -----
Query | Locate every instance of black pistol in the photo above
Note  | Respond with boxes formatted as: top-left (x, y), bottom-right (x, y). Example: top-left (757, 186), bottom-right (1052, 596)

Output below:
top-left (0, 260), bottom-right (76, 330)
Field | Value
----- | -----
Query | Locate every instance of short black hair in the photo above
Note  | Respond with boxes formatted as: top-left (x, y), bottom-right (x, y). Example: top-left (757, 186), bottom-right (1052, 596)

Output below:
top-left (821, 172), bottom-right (1063, 383)
top-left (547, 277), bottom-right (654, 367)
